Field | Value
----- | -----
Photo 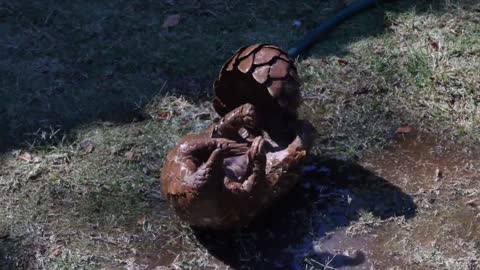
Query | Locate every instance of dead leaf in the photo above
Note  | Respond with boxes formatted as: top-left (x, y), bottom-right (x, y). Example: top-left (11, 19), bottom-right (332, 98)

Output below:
top-left (137, 216), bottom-right (147, 226)
top-left (395, 126), bottom-right (415, 134)
top-left (430, 41), bottom-right (439, 51)
top-left (18, 152), bottom-right (33, 162)
top-left (84, 143), bottom-right (94, 153)
top-left (125, 151), bottom-right (136, 161)
top-left (162, 14), bottom-right (181, 29)
top-left (50, 248), bottom-right (62, 258)
top-left (157, 111), bottom-right (172, 120)
top-left (337, 59), bottom-right (349, 66)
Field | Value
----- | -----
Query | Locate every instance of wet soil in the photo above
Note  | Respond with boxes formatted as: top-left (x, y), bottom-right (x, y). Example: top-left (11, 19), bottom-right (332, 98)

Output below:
top-left (138, 133), bottom-right (479, 269)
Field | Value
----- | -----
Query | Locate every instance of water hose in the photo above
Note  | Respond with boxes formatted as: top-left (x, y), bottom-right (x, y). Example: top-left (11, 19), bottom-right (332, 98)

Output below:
top-left (287, 0), bottom-right (381, 58)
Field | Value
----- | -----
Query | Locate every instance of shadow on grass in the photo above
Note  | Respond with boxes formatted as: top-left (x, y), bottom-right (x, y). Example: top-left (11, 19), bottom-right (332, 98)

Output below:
top-left (194, 157), bottom-right (416, 269)
top-left (298, 0), bottom-right (475, 59)
top-left (0, 0), bottom-right (469, 151)
top-left (0, 237), bottom-right (28, 270)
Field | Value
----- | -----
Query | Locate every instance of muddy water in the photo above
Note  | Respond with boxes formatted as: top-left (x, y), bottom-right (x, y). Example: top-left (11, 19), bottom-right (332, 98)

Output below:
top-left (139, 134), bottom-right (479, 269)
top-left (361, 133), bottom-right (479, 193)
top-left (357, 134), bottom-right (480, 269)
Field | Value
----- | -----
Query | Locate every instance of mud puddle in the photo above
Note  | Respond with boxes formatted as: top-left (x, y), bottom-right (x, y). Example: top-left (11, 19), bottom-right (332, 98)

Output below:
top-left (361, 133), bottom-right (479, 192)
top-left (356, 133), bottom-right (480, 269)
top-left (137, 133), bottom-right (479, 269)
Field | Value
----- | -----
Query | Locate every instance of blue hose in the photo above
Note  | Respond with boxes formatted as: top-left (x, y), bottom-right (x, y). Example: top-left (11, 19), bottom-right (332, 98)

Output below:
top-left (288, 0), bottom-right (380, 58)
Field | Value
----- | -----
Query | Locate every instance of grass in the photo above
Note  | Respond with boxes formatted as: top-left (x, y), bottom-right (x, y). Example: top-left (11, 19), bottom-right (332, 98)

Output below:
top-left (1, 0), bottom-right (479, 269)
top-left (299, 0), bottom-right (480, 158)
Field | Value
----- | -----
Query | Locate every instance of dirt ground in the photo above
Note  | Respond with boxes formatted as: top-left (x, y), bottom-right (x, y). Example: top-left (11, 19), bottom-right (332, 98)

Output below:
top-left (0, 0), bottom-right (479, 269)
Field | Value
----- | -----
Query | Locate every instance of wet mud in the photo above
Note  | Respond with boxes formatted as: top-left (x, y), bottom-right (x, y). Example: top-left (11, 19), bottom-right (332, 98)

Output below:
top-left (140, 133), bottom-right (479, 269)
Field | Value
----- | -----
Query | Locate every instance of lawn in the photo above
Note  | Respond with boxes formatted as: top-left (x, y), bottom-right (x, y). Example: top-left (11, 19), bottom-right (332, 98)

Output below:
top-left (0, 0), bottom-right (479, 269)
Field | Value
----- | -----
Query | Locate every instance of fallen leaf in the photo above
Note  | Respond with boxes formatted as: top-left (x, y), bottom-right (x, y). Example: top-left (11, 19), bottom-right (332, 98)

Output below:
top-left (157, 111), bottom-right (172, 120)
top-left (18, 152), bottom-right (33, 162)
top-left (125, 151), bottom-right (136, 161)
top-left (337, 59), bottom-right (349, 66)
top-left (395, 126), bottom-right (415, 134)
top-left (430, 41), bottom-right (439, 51)
top-left (162, 14), bottom-right (181, 29)
top-left (84, 143), bottom-right (95, 153)
top-left (50, 248), bottom-right (62, 258)
top-left (137, 216), bottom-right (147, 226)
